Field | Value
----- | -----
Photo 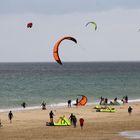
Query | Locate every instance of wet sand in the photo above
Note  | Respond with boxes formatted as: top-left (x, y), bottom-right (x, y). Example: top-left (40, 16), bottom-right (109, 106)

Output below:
top-left (0, 102), bottom-right (140, 140)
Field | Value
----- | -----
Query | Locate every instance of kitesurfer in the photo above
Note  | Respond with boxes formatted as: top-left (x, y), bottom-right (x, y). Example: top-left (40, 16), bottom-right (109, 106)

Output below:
top-left (21, 102), bottom-right (26, 108)
top-left (76, 98), bottom-right (79, 106)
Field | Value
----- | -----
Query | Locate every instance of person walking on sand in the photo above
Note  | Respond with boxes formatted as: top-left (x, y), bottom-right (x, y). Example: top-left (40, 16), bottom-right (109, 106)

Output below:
top-left (8, 110), bottom-right (13, 123)
top-left (49, 110), bottom-right (54, 124)
top-left (0, 119), bottom-right (2, 127)
top-left (73, 115), bottom-right (77, 128)
top-left (128, 106), bottom-right (133, 116)
top-left (79, 118), bottom-right (84, 129)
top-left (69, 113), bottom-right (74, 125)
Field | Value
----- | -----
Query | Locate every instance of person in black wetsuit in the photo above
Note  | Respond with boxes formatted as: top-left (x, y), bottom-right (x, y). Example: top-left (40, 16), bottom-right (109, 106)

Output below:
top-left (68, 100), bottom-right (72, 107)
top-left (21, 102), bottom-right (26, 108)
top-left (49, 110), bottom-right (54, 124)
top-left (8, 110), bottom-right (13, 123)
top-left (128, 106), bottom-right (133, 116)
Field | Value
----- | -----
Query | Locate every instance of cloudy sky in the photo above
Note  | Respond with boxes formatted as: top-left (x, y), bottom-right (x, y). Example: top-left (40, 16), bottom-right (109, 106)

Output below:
top-left (0, 0), bottom-right (140, 62)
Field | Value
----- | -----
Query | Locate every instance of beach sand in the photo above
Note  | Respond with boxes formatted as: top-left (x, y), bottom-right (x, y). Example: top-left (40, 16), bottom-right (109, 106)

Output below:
top-left (0, 102), bottom-right (140, 140)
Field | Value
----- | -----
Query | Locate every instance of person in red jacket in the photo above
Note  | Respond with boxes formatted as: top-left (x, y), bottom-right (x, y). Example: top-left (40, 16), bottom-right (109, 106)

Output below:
top-left (79, 118), bottom-right (84, 129)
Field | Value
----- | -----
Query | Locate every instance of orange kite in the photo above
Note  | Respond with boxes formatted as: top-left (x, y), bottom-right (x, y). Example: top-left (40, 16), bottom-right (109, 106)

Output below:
top-left (78, 95), bottom-right (88, 106)
top-left (53, 36), bottom-right (77, 65)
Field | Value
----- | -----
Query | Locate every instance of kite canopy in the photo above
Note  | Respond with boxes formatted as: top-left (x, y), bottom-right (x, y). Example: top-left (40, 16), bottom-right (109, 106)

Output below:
top-left (54, 116), bottom-right (71, 126)
top-left (53, 36), bottom-right (77, 65)
top-left (78, 95), bottom-right (88, 106)
top-left (86, 21), bottom-right (97, 30)
top-left (27, 22), bottom-right (33, 28)
top-left (96, 107), bottom-right (116, 113)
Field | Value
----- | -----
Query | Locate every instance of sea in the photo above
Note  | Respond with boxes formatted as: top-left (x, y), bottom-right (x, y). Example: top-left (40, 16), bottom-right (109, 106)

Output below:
top-left (0, 62), bottom-right (140, 112)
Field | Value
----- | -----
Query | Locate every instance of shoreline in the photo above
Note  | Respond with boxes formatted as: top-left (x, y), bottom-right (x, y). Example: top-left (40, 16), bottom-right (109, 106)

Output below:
top-left (0, 101), bottom-right (140, 139)
top-left (0, 98), bottom-right (140, 113)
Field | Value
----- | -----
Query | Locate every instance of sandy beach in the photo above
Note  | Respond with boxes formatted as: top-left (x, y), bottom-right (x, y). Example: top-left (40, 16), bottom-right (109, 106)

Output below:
top-left (0, 102), bottom-right (140, 140)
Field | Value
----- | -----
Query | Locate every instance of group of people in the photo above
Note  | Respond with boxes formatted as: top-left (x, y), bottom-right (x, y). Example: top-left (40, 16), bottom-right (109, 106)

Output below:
top-left (3, 96), bottom-right (132, 128)
top-left (21, 101), bottom-right (47, 110)
top-left (21, 98), bottom-right (79, 111)
top-left (99, 97), bottom-right (108, 105)
top-left (99, 96), bottom-right (129, 105)
top-left (6, 101), bottom-right (46, 124)
top-left (99, 96), bottom-right (116, 105)
top-left (69, 113), bottom-right (84, 129)
top-left (67, 98), bottom-right (79, 107)
top-left (69, 113), bottom-right (77, 128)
top-left (121, 95), bottom-right (128, 103)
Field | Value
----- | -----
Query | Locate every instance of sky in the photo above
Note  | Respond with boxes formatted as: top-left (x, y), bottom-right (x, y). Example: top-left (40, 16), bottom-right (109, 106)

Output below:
top-left (0, 0), bottom-right (140, 62)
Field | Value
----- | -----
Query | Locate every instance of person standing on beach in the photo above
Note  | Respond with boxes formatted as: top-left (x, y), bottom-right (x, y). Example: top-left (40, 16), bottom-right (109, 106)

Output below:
top-left (79, 118), bottom-right (84, 129)
top-left (104, 98), bottom-right (108, 105)
top-left (128, 106), bottom-right (133, 116)
top-left (8, 110), bottom-right (13, 123)
top-left (73, 115), bottom-right (77, 128)
top-left (99, 96), bottom-right (104, 105)
top-left (0, 119), bottom-right (2, 127)
top-left (69, 113), bottom-right (74, 125)
top-left (76, 98), bottom-right (79, 106)
top-left (125, 95), bottom-right (128, 103)
top-left (49, 110), bottom-right (54, 124)
top-left (68, 100), bottom-right (71, 107)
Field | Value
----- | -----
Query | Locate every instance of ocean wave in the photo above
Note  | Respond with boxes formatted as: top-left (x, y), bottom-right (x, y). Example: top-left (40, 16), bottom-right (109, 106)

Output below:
top-left (0, 102), bottom-right (69, 113)
top-left (120, 131), bottom-right (140, 139)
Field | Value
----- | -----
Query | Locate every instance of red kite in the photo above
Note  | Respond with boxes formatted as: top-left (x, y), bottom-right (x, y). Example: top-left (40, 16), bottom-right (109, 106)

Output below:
top-left (27, 22), bottom-right (33, 28)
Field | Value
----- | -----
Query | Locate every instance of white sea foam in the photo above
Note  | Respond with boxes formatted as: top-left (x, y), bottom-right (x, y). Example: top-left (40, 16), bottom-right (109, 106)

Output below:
top-left (0, 102), bottom-right (69, 113)
top-left (0, 98), bottom-right (140, 113)
top-left (128, 99), bottom-right (140, 103)
top-left (0, 106), bottom-right (41, 113)
top-left (120, 131), bottom-right (140, 139)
